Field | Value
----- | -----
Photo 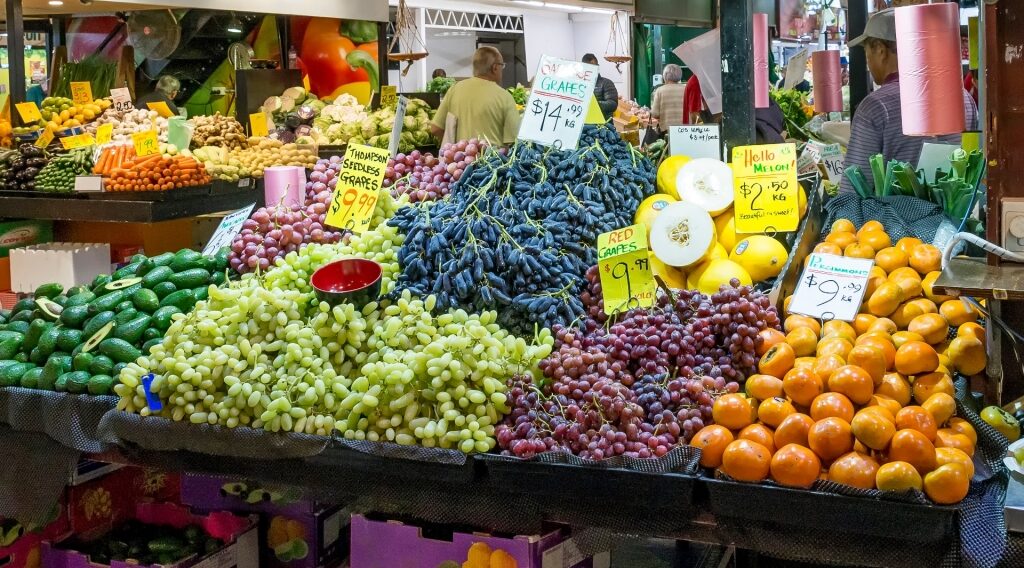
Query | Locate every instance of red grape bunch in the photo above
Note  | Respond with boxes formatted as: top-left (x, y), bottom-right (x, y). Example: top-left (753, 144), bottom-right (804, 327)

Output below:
top-left (383, 140), bottom-right (488, 202)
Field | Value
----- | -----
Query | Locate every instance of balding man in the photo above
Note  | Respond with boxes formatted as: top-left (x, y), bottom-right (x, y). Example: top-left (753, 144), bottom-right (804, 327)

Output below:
top-left (430, 46), bottom-right (521, 145)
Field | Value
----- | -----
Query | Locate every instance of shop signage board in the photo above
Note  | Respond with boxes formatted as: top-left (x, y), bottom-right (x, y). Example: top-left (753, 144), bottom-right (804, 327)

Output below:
top-left (249, 112), bottom-right (269, 137)
top-left (668, 125), bottom-right (722, 160)
top-left (518, 55), bottom-right (599, 151)
top-left (70, 82), bottom-right (93, 105)
top-left (15, 102), bottom-right (41, 123)
top-left (731, 143), bottom-right (800, 234)
top-left (203, 203), bottom-right (258, 256)
top-left (788, 253), bottom-right (874, 322)
top-left (325, 144), bottom-right (390, 234)
top-left (60, 133), bottom-right (96, 150)
top-left (389, 96), bottom-right (409, 157)
top-left (110, 88), bottom-right (134, 112)
top-left (596, 224), bottom-right (656, 315)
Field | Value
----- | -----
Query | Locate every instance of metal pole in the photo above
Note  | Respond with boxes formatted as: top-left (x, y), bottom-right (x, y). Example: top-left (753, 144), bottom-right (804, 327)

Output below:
top-left (847, 0), bottom-right (869, 116)
top-left (6, 0), bottom-right (26, 123)
top-left (720, 0), bottom-right (755, 152)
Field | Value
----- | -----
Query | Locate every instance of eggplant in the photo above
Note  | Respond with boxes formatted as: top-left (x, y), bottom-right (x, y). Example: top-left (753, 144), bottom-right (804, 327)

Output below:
top-left (18, 167), bottom-right (40, 181)
top-left (21, 181), bottom-right (35, 191)
top-left (19, 144), bottom-right (43, 157)
top-left (278, 130), bottom-right (297, 144)
top-left (284, 113), bottom-right (302, 129)
top-left (9, 158), bottom-right (25, 171)
top-left (25, 157), bottom-right (47, 168)
top-left (296, 105), bottom-right (316, 122)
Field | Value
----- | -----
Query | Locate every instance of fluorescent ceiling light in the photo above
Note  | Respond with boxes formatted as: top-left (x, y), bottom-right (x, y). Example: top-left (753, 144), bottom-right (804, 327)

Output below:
top-left (48, 0), bottom-right (63, 5)
top-left (226, 14), bottom-right (242, 34)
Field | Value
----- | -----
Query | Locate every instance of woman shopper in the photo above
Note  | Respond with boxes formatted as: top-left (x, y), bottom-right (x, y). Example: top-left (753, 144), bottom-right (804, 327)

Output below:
top-left (651, 64), bottom-right (687, 131)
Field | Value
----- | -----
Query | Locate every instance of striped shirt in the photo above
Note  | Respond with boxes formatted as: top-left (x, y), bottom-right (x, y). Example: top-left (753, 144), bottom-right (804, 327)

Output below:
top-left (840, 74), bottom-right (980, 194)
top-left (651, 83), bottom-right (688, 129)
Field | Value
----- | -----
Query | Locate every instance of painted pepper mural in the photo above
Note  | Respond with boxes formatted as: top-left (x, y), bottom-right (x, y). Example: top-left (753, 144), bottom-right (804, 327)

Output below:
top-left (291, 17), bottom-right (380, 105)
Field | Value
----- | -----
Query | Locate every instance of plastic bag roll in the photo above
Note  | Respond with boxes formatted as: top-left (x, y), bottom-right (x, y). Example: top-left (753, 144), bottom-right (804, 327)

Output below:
top-left (812, 50), bottom-right (843, 113)
top-left (753, 13), bottom-right (769, 108)
top-left (264, 166), bottom-right (303, 208)
top-left (895, 3), bottom-right (965, 136)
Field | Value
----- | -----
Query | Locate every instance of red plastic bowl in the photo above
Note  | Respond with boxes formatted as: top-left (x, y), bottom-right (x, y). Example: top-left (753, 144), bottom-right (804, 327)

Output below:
top-left (310, 258), bottom-right (383, 305)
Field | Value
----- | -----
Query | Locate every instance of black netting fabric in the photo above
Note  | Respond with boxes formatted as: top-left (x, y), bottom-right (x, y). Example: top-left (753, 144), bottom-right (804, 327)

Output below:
top-left (0, 425), bottom-right (77, 525)
top-left (0, 387), bottom-right (116, 453)
top-left (481, 444), bottom-right (700, 474)
top-left (96, 411), bottom-right (329, 459)
top-left (823, 193), bottom-right (949, 243)
top-left (331, 435), bottom-right (467, 465)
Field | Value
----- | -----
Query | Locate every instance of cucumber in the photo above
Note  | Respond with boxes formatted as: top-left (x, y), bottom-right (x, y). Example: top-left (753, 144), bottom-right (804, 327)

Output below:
top-left (132, 289), bottom-right (160, 313)
top-left (35, 326), bottom-right (61, 359)
top-left (4, 321), bottom-right (30, 335)
top-left (168, 268), bottom-right (211, 289)
top-left (88, 290), bottom-right (126, 315)
top-left (142, 338), bottom-right (162, 353)
top-left (60, 305), bottom-right (91, 328)
top-left (20, 367), bottom-right (43, 389)
top-left (98, 338), bottom-right (142, 364)
top-left (169, 249), bottom-right (203, 272)
top-left (159, 290), bottom-right (196, 313)
top-left (72, 352), bottom-right (94, 372)
top-left (142, 266), bottom-right (174, 288)
top-left (89, 274), bottom-right (112, 295)
top-left (151, 306), bottom-right (182, 331)
top-left (82, 311), bottom-right (116, 338)
top-left (0, 362), bottom-right (33, 387)
top-left (113, 315), bottom-right (151, 344)
top-left (0, 337), bottom-right (21, 360)
top-left (56, 328), bottom-right (84, 353)
top-left (112, 262), bottom-right (142, 280)
top-left (62, 370), bottom-right (91, 394)
top-left (88, 355), bottom-right (114, 376)
top-left (192, 286), bottom-right (209, 302)
top-left (64, 291), bottom-right (96, 308)
top-left (115, 308), bottom-right (138, 324)
top-left (33, 282), bottom-right (64, 299)
top-left (152, 281), bottom-right (177, 299)
top-left (87, 374), bottom-right (114, 396)
top-left (23, 320), bottom-right (49, 352)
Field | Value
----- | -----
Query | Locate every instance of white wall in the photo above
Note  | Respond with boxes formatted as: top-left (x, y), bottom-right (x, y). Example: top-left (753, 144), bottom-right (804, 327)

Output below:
top-left (522, 12), bottom-right (575, 79)
top-left (425, 34), bottom-right (477, 79)
top-left (569, 12), bottom-right (631, 100)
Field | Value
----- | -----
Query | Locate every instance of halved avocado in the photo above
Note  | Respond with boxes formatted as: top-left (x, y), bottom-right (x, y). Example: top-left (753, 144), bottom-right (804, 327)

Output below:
top-left (35, 298), bottom-right (64, 320)
top-left (104, 277), bottom-right (144, 291)
top-left (81, 321), bottom-right (115, 354)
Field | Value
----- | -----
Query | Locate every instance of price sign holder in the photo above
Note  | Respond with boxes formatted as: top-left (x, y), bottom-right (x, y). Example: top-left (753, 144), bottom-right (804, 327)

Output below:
top-left (788, 253), bottom-right (873, 322)
top-left (60, 133), bottom-right (96, 150)
top-left (669, 125), bottom-right (722, 160)
top-left (202, 203), bottom-right (257, 256)
top-left (110, 87), bottom-right (134, 112)
top-left (132, 130), bottom-right (160, 157)
top-left (821, 143), bottom-right (845, 183)
top-left (15, 102), bottom-right (42, 123)
top-left (35, 129), bottom-right (54, 149)
top-left (249, 112), bottom-right (269, 137)
top-left (380, 85), bottom-right (397, 108)
top-left (597, 224), bottom-right (657, 315)
top-left (96, 123), bottom-right (114, 145)
top-left (325, 144), bottom-right (390, 234)
top-left (518, 55), bottom-right (599, 151)
top-left (388, 96), bottom-right (409, 157)
top-left (147, 101), bottom-right (174, 118)
top-left (732, 143), bottom-right (800, 234)
top-left (70, 81), bottom-right (93, 105)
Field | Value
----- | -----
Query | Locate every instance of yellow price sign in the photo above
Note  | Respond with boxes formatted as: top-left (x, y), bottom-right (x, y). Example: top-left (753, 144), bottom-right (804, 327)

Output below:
top-left (585, 95), bottom-right (606, 125)
top-left (147, 101), bottom-right (174, 118)
top-left (35, 129), bottom-right (54, 149)
top-left (96, 123), bottom-right (114, 145)
top-left (380, 85), bottom-right (397, 108)
top-left (15, 102), bottom-right (42, 123)
top-left (70, 82), bottom-right (93, 105)
top-left (731, 143), bottom-right (800, 234)
top-left (249, 112), bottom-right (269, 137)
top-left (597, 224), bottom-right (657, 315)
top-left (325, 144), bottom-right (390, 233)
top-left (60, 133), bottom-right (96, 149)
top-left (132, 130), bottom-right (160, 157)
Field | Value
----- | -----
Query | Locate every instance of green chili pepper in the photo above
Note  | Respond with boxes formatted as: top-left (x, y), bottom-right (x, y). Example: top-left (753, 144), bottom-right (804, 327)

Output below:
top-left (347, 51), bottom-right (380, 92)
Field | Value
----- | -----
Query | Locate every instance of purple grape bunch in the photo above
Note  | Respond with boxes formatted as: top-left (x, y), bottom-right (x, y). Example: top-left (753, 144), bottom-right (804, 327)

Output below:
top-left (305, 156), bottom-right (342, 203)
top-left (495, 266), bottom-right (782, 460)
top-left (382, 139), bottom-right (487, 202)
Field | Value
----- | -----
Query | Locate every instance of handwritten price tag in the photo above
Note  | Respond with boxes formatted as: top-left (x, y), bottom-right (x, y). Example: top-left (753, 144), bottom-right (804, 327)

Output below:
top-left (732, 143), bottom-right (800, 234)
top-left (669, 125), bottom-right (721, 160)
top-left (788, 253), bottom-right (874, 322)
top-left (821, 143), bottom-right (845, 183)
top-left (110, 87), bottom-right (133, 112)
top-left (147, 101), bottom-right (174, 118)
top-left (35, 129), bottom-right (54, 149)
top-left (325, 144), bottom-right (390, 233)
top-left (60, 133), bottom-right (96, 149)
top-left (249, 112), bottom-right (269, 137)
top-left (518, 55), bottom-right (599, 151)
top-left (203, 203), bottom-right (257, 256)
top-left (70, 81), bottom-right (93, 105)
top-left (132, 130), bottom-right (160, 157)
top-left (380, 85), bottom-right (397, 108)
top-left (388, 96), bottom-right (408, 157)
top-left (15, 102), bottom-right (42, 123)
top-left (597, 224), bottom-right (656, 315)
top-left (96, 123), bottom-right (114, 145)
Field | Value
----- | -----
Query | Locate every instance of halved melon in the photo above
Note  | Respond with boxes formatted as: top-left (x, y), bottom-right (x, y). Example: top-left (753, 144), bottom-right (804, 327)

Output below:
top-left (675, 158), bottom-right (735, 216)
top-left (650, 201), bottom-right (717, 268)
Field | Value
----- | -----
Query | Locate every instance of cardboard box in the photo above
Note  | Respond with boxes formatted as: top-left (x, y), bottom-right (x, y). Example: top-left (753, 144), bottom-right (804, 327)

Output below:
top-left (0, 220), bottom-right (53, 258)
top-left (0, 258), bottom-right (10, 291)
top-left (9, 243), bottom-right (110, 293)
top-left (0, 494), bottom-right (70, 568)
top-left (181, 475), bottom-right (312, 517)
top-left (349, 515), bottom-right (606, 568)
top-left (43, 502), bottom-right (258, 568)
top-left (66, 467), bottom-right (140, 538)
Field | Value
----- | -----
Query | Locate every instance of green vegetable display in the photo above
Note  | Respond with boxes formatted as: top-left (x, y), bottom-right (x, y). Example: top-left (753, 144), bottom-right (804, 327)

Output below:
top-left (52, 55), bottom-right (118, 99)
top-left (507, 84), bottom-right (528, 106)
top-left (769, 88), bottom-right (814, 141)
top-left (36, 148), bottom-right (94, 194)
top-left (58, 519), bottom-right (224, 566)
top-left (426, 76), bottom-right (456, 97)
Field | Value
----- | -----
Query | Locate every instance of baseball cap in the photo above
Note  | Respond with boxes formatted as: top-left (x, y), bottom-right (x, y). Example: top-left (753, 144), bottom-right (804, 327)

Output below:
top-left (847, 8), bottom-right (896, 47)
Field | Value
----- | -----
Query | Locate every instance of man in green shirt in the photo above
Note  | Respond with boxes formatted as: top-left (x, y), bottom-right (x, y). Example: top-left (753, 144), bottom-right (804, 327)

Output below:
top-left (430, 46), bottom-right (521, 145)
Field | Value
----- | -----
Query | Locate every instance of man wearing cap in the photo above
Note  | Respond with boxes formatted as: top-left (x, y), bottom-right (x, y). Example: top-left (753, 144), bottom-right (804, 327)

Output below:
top-left (840, 8), bottom-right (979, 194)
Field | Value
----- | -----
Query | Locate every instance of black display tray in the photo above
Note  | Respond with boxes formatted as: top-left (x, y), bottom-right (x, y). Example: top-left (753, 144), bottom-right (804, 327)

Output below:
top-left (85, 184), bottom-right (212, 201)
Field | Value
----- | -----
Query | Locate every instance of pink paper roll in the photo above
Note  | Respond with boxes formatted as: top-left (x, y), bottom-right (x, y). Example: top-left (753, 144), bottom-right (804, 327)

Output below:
top-left (753, 13), bottom-right (769, 108)
top-left (895, 3), bottom-right (965, 136)
top-left (812, 50), bottom-right (843, 113)
top-left (264, 166), bottom-right (302, 208)
top-left (293, 166), bottom-right (307, 193)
